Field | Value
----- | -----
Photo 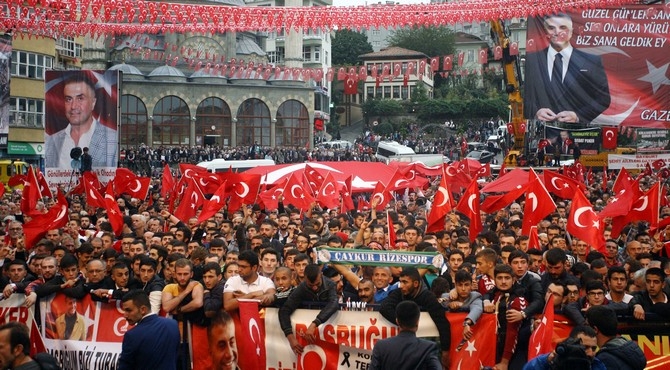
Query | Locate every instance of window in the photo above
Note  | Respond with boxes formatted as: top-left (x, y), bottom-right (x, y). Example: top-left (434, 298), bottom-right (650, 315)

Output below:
top-left (153, 96), bottom-right (191, 145)
top-left (393, 86), bottom-right (400, 99)
top-left (120, 95), bottom-right (148, 147)
top-left (11, 51), bottom-right (53, 79)
top-left (303, 46), bottom-right (311, 62)
top-left (325, 51), bottom-right (329, 65)
top-left (467, 50), bottom-right (474, 62)
top-left (9, 97), bottom-right (44, 127)
top-left (401, 86), bottom-right (408, 99)
top-left (236, 98), bottom-right (271, 146)
top-left (267, 51), bottom-right (277, 64)
top-left (402, 62), bottom-right (408, 75)
top-left (383, 86), bottom-right (391, 99)
top-left (372, 29), bottom-right (380, 36)
top-left (276, 100), bottom-right (309, 147)
top-left (314, 47), bottom-right (321, 63)
top-left (196, 97), bottom-right (232, 147)
top-left (367, 87), bottom-right (374, 98)
top-left (56, 37), bottom-right (81, 59)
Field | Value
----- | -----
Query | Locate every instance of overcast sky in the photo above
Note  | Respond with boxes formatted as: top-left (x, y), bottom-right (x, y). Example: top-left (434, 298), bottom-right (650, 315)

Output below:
top-left (332, 0), bottom-right (426, 6)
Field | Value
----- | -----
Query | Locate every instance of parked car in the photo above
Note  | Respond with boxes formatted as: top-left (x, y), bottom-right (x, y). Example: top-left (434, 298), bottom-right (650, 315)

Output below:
top-left (466, 150), bottom-right (496, 164)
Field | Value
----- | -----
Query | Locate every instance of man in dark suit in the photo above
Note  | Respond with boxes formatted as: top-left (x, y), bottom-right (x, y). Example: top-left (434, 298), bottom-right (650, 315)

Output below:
top-left (380, 267), bottom-right (450, 368)
top-left (118, 290), bottom-right (180, 370)
top-left (524, 13), bottom-right (610, 124)
top-left (371, 301), bottom-right (441, 370)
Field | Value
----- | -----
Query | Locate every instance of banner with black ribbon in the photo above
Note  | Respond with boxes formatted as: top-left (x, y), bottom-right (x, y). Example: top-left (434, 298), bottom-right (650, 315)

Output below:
top-left (315, 247), bottom-right (443, 269)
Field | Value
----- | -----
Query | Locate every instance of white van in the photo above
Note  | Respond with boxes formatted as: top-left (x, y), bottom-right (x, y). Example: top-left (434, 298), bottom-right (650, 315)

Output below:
top-left (197, 159), bottom-right (275, 173)
top-left (321, 140), bottom-right (354, 150)
top-left (375, 141), bottom-right (416, 162)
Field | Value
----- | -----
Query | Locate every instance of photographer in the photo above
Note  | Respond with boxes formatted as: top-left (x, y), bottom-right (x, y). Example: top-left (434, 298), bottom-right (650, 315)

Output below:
top-left (523, 326), bottom-right (605, 370)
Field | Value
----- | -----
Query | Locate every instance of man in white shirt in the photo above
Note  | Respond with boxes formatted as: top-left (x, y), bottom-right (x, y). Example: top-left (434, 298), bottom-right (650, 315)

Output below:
top-left (45, 73), bottom-right (117, 169)
top-left (223, 250), bottom-right (276, 311)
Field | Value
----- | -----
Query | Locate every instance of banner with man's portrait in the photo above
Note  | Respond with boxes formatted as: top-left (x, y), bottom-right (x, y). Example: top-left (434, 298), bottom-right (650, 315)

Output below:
top-left (525, 5), bottom-right (670, 128)
top-left (44, 70), bottom-right (119, 188)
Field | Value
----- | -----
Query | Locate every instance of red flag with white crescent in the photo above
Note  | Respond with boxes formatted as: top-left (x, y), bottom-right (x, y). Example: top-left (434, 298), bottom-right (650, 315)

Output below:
top-left (427, 171), bottom-right (453, 233)
top-left (567, 188), bottom-right (605, 253)
top-left (455, 179), bottom-right (482, 242)
top-left (197, 180), bottom-right (228, 223)
top-left (104, 182), bottom-right (124, 236)
top-left (528, 295), bottom-right (555, 360)
top-left (234, 300), bottom-right (267, 370)
top-left (315, 172), bottom-right (340, 210)
top-left (23, 190), bottom-right (69, 247)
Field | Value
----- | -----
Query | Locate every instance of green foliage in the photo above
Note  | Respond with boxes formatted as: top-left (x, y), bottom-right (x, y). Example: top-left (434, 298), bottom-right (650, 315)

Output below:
top-left (387, 26), bottom-right (456, 58)
top-left (374, 122), bottom-right (395, 135)
top-left (332, 30), bottom-right (374, 67)
top-left (363, 99), bottom-right (404, 119)
top-left (410, 84), bottom-right (429, 103)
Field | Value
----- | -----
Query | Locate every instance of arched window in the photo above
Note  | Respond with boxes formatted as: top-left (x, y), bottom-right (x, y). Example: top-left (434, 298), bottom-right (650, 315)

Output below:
top-left (236, 98), bottom-right (270, 146)
top-left (276, 100), bottom-right (309, 147)
top-left (153, 96), bottom-right (190, 145)
top-left (196, 97), bottom-right (231, 147)
top-left (120, 95), bottom-right (148, 148)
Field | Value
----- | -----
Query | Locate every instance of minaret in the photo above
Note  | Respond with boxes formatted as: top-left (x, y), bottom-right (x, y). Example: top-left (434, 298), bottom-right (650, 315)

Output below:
top-left (283, 0), bottom-right (303, 69)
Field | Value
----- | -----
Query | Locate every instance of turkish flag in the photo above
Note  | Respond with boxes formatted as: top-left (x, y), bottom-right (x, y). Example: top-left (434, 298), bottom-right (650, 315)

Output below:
top-left (382, 63), bottom-right (391, 77)
top-left (626, 182), bottom-right (660, 229)
top-left (386, 169), bottom-right (412, 192)
top-left (448, 313), bottom-right (496, 370)
top-left (258, 180), bottom-right (287, 211)
top-left (396, 163), bottom-right (431, 188)
top-left (344, 77), bottom-right (357, 95)
top-left (20, 166), bottom-right (41, 217)
top-left (457, 51), bottom-right (464, 67)
top-left (104, 182), bottom-right (124, 236)
top-left (357, 196), bottom-right (370, 211)
top-left (23, 190), bottom-right (69, 248)
top-left (480, 182), bottom-right (528, 214)
top-left (161, 164), bottom-right (175, 198)
top-left (543, 170), bottom-right (581, 199)
top-left (224, 172), bottom-right (262, 212)
top-left (315, 172), bottom-right (340, 210)
top-left (7, 174), bottom-right (25, 189)
top-left (455, 179), bottom-right (482, 242)
top-left (173, 180), bottom-right (205, 222)
top-left (528, 295), bottom-right (555, 360)
top-left (443, 55), bottom-right (453, 71)
top-left (653, 159), bottom-right (667, 171)
top-left (427, 173), bottom-right (453, 233)
top-left (528, 226), bottom-right (542, 250)
top-left (602, 127), bottom-right (618, 149)
top-left (418, 60), bottom-right (426, 75)
top-left (303, 164), bottom-right (325, 196)
top-left (478, 49), bottom-right (488, 64)
top-left (567, 189), bottom-right (605, 252)
top-left (179, 163), bottom-right (209, 180)
top-left (235, 301), bottom-right (266, 370)
top-left (337, 67), bottom-right (345, 80)
top-left (83, 177), bottom-right (105, 209)
top-left (403, 74), bottom-right (409, 87)
top-left (522, 169), bottom-right (556, 235)
top-left (197, 180), bottom-right (228, 223)
top-left (612, 168), bottom-right (637, 195)
top-left (281, 173), bottom-right (314, 210)
top-left (340, 175), bottom-right (355, 212)
top-left (510, 41), bottom-right (519, 56)
top-left (326, 67), bottom-right (334, 81)
top-left (370, 181), bottom-right (392, 211)
top-left (430, 57), bottom-right (439, 71)
top-left (443, 163), bottom-right (472, 192)
top-left (493, 45), bottom-right (503, 60)
top-left (35, 168), bottom-right (53, 199)
top-left (358, 65), bottom-right (367, 81)
top-left (387, 211), bottom-right (397, 249)
top-left (370, 65), bottom-right (378, 78)
top-left (191, 171), bottom-right (223, 195)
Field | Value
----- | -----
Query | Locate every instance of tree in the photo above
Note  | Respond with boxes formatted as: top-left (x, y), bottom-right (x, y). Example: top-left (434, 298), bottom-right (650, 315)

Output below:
top-left (387, 26), bottom-right (456, 59)
top-left (332, 29), bottom-right (374, 66)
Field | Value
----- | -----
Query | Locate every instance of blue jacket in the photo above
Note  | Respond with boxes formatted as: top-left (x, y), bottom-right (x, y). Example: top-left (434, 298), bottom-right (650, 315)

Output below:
top-left (523, 353), bottom-right (607, 370)
top-left (118, 314), bottom-right (180, 370)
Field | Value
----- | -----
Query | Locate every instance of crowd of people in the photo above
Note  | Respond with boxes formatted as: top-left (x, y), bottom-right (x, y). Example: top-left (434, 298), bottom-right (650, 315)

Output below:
top-left (1, 121), bottom-right (668, 369)
top-left (118, 118), bottom-right (502, 176)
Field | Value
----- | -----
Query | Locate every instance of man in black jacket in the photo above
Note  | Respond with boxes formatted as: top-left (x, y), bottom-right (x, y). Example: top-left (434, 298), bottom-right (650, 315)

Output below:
top-left (380, 267), bottom-right (451, 369)
top-left (586, 305), bottom-right (647, 370)
top-left (279, 264), bottom-right (339, 356)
